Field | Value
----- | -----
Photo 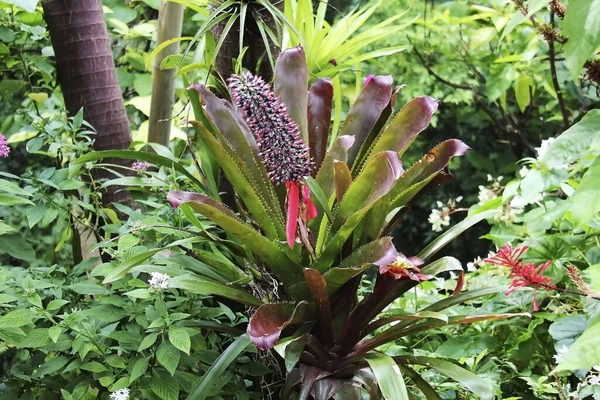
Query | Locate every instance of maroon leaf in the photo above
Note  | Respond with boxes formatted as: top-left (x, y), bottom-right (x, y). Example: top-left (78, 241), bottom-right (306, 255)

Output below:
top-left (308, 78), bottom-right (333, 174)
top-left (340, 75), bottom-right (393, 166)
top-left (304, 268), bottom-right (334, 348)
top-left (453, 271), bottom-right (465, 297)
top-left (274, 46), bottom-right (309, 142)
top-left (247, 301), bottom-right (309, 350)
top-left (369, 96), bottom-right (439, 158)
top-left (311, 378), bottom-right (344, 400)
top-left (299, 366), bottom-right (332, 400)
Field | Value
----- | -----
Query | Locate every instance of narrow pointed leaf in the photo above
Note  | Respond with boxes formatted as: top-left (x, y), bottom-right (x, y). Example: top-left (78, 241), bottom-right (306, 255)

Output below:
top-left (340, 75), bottom-right (393, 166)
top-left (397, 365), bottom-right (442, 400)
top-left (247, 301), bottom-right (310, 350)
top-left (274, 46), bottom-right (309, 143)
top-left (190, 122), bottom-right (283, 240)
top-left (308, 78), bottom-right (333, 174)
top-left (168, 191), bottom-right (302, 286)
top-left (322, 237), bottom-right (397, 295)
top-left (186, 334), bottom-right (251, 400)
top-left (304, 268), bottom-right (334, 347)
top-left (312, 378), bottom-right (344, 400)
top-left (168, 274), bottom-right (263, 308)
top-left (364, 353), bottom-right (409, 400)
top-left (394, 356), bottom-right (494, 400)
top-left (304, 177), bottom-right (334, 221)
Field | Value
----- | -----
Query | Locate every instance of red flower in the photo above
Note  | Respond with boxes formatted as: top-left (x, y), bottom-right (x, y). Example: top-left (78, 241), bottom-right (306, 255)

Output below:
top-left (485, 244), bottom-right (555, 311)
top-left (380, 253), bottom-right (432, 282)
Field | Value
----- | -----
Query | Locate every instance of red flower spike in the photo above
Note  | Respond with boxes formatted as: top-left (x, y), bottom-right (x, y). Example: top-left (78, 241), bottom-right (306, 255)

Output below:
top-left (286, 181), bottom-right (300, 248)
top-left (302, 184), bottom-right (318, 220)
top-left (486, 244), bottom-right (555, 311)
top-left (379, 253), bottom-right (432, 282)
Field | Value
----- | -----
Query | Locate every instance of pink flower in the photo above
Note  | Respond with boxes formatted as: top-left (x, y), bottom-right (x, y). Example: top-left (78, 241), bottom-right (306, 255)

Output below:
top-left (0, 134), bottom-right (10, 158)
top-left (379, 253), bottom-right (432, 282)
top-left (132, 161), bottom-right (151, 172)
top-left (485, 244), bottom-right (555, 311)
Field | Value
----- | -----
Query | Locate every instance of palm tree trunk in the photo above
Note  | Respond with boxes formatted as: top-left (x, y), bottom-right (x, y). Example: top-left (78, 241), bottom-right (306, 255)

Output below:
top-left (42, 0), bottom-right (133, 205)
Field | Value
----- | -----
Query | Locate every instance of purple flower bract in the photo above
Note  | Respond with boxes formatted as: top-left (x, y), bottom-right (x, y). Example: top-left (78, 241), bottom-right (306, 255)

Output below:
top-left (229, 72), bottom-right (310, 184)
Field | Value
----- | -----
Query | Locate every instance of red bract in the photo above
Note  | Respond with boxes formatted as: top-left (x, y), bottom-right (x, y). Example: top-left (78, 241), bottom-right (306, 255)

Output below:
top-left (379, 253), bottom-right (432, 282)
top-left (485, 244), bottom-right (554, 311)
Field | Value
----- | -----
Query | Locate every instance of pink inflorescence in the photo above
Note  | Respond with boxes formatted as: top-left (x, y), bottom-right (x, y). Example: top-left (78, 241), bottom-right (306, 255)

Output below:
top-left (0, 134), bottom-right (10, 158)
top-left (228, 72), bottom-right (310, 184)
top-left (485, 243), bottom-right (555, 311)
top-left (132, 161), bottom-right (151, 171)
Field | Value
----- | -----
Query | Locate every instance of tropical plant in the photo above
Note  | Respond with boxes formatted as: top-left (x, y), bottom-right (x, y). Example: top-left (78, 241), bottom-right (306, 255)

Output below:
top-left (163, 46), bottom-right (527, 399)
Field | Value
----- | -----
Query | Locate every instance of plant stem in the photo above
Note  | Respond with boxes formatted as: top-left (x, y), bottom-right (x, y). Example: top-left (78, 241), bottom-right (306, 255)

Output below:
top-left (547, 12), bottom-right (569, 130)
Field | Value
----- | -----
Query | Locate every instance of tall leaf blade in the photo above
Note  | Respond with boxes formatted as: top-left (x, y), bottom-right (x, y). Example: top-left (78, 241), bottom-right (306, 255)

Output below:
top-left (168, 191), bottom-right (302, 286)
top-left (308, 78), bottom-right (333, 174)
top-left (274, 46), bottom-right (309, 143)
top-left (364, 353), bottom-right (409, 400)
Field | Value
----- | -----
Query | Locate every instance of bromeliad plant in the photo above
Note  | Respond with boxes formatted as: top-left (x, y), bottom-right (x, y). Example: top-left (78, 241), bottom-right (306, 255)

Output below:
top-left (169, 46), bottom-right (525, 399)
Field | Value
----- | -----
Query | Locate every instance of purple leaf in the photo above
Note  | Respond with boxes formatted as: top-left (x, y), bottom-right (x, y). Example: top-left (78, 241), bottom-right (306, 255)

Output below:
top-left (247, 301), bottom-right (309, 350)
top-left (308, 78), bottom-right (333, 174)
top-left (340, 75), bottom-right (393, 166)
top-left (304, 268), bottom-right (334, 348)
top-left (274, 46), bottom-right (309, 143)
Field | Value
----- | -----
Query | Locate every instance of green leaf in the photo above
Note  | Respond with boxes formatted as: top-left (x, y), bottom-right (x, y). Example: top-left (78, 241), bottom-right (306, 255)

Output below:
top-left (0, 193), bottom-right (34, 206)
top-left (67, 281), bottom-right (110, 295)
top-left (168, 326), bottom-right (191, 355)
top-left (563, 0), bottom-right (600, 81)
top-left (417, 209), bottom-right (497, 261)
top-left (167, 191), bottom-right (301, 287)
top-left (156, 342), bottom-right (180, 376)
top-left (138, 332), bottom-right (160, 351)
top-left (169, 274), bottom-right (263, 308)
top-left (33, 356), bottom-right (70, 378)
top-left (396, 356), bottom-right (494, 400)
top-left (556, 319), bottom-right (600, 372)
top-left (364, 353), bottom-right (409, 400)
top-left (186, 334), bottom-right (251, 400)
top-left (572, 156), bottom-right (600, 227)
top-left (3, 0), bottom-right (38, 12)
top-left (74, 150), bottom-right (204, 189)
top-left (130, 357), bottom-right (150, 383)
top-left (514, 74), bottom-right (534, 112)
top-left (0, 221), bottom-right (16, 236)
top-left (0, 309), bottom-right (32, 328)
top-left (80, 361), bottom-right (107, 373)
top-left (48, 326), bottom-right (62, 343)
top-left (151, 369), bottom-right (180, 400)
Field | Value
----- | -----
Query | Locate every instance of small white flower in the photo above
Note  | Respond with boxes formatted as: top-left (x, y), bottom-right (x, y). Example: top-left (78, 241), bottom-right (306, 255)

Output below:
top-left (487, 174), bottom-right (494, 182)
top-left (509, 195), bottom-right (527, 211)
top-left (436, 201), bottom-right (444, 208)
top-left (535, 138), bottom-right (555, 159)
top-left (467, 256), bottom-right (483, 272)
top-left (148, 272), bottom-right (170, 291)
top-left (455, 196), bottom-right (463, 203)
top-left (109, 388), bottom-right (130, 400)
top-left (428, 209), bottom-right (450, 232)
top-left (478, 186), bottom-right (497, 204)
top-left (519, 166), bottom-right (529, 178)
top-left (593, 365), bottom-right (600, 372)
top-left (589, 374), bottom-right (600, 386)
top-left (553, 345), bottom-right (570, 364)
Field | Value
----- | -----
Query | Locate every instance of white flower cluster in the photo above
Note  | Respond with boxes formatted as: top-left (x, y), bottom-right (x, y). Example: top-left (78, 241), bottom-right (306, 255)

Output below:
top-left (148, 272), bottom-right (170, 291)
top-left (478, 175), bottom-right (503, 205)
top-left (109, 388), bottom-right (130, 400)
top-left (466, 256), bottom-right (483, 272)
top-left (428, 197), bottom-right (463, 232)
top-left (535, 137), bottom-right (555, 159)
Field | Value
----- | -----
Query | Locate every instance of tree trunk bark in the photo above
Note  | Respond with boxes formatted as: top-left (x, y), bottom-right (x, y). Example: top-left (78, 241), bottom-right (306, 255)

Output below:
top-left (148, 1), bottom-right (184, 146)
top-left (42, 0), bottom-right (133, 206)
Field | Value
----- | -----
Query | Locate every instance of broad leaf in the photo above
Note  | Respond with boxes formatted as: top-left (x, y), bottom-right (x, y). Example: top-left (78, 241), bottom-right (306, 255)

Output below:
top-left (341, 75), bottom-right (393, 166)
top-left (168, 274), bottom-right (263, 308)
top-left (563, 0), bottom-right (600, 81)
top-left (247, 301), bottom-right (310, 350)
top-left (555, 319), bottom-right (600, 372)
top-left (571, 156), bottom-right (600, 227)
